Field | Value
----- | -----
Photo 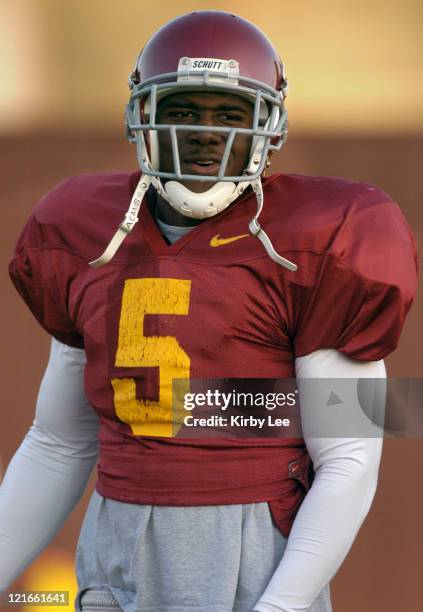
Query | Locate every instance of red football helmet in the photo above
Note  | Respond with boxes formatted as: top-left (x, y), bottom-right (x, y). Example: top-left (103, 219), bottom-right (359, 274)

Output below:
top-left (125, 11), bottom-right (288, 214)
top-left (91, 12), bottom-right (295, 271)
top-left (132, 11), bottom-right (286, 92)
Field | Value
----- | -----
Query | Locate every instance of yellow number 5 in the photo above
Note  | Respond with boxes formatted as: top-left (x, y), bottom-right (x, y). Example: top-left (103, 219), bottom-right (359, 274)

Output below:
top-left (111, 278), bottom-right (191, 437)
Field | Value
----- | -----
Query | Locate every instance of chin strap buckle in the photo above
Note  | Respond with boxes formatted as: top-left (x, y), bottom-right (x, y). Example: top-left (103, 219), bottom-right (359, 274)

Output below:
top-left (248, 217), bottom-right (261, 237)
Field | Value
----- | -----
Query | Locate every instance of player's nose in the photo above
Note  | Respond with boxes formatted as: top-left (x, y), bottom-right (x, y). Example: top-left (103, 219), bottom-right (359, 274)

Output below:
top-left (186, 128), bottom-right (222, 146)
top-left (186, 112), bottom-right (223, 145)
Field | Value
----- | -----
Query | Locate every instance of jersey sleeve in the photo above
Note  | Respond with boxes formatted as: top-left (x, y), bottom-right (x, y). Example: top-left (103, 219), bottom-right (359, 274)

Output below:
top-left (9, 208), bottom-right (84, 349)
top-left (292, 187), bottom-right (418, 361)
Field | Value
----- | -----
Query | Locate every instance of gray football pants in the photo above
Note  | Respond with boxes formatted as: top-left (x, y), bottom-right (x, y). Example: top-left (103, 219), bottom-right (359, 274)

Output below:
top-left (75, 491), bottom-right (332, 612)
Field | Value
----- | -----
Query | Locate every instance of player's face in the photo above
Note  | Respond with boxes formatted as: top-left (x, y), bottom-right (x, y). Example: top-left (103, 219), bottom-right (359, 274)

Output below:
top-left (156, 91), bottom-right (254, 193)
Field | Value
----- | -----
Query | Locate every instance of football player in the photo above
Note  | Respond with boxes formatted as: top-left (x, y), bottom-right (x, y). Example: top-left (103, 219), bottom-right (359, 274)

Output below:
top-left (0, 11), bottom-right (417, 612)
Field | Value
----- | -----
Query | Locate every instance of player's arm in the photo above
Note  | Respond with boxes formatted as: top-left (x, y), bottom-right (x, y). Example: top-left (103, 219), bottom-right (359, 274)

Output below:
top-left (253, 348), bottom-right (385, 612)
top-left (0, 339), bottom-right (99, 592)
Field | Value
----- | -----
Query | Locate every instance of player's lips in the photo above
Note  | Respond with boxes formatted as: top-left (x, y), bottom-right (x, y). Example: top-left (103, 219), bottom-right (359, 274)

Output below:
top-left (183, 155), bottom-right (223, 176)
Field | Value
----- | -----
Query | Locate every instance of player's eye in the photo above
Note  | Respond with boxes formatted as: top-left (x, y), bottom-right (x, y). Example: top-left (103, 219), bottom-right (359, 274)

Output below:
top-left (217, 113), bottom-right (247, 125)
top-left (167, 110), bottom-right (195, 121)
top-left (220, 113), bottom-right (241, 120)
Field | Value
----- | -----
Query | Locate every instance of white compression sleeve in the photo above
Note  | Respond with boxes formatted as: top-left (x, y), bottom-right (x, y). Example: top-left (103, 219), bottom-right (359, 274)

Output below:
top-left (0, 339), bottom-right (99, 592)
top-left (254, 349), bottom-right (386, 612)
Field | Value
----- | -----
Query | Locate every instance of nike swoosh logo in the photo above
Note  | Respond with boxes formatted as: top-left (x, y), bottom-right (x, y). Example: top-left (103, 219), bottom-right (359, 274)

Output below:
top-left (210, 233), bottom-right (249, 247)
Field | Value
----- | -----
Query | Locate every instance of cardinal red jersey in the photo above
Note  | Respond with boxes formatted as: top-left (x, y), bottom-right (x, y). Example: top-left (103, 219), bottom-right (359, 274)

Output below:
top-left (9, 171), bottom-right (418, 536)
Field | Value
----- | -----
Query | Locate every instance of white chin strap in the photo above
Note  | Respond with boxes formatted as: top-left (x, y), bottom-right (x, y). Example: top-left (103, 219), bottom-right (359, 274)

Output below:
top-left (152, 177), bottom-right (249, 219)
top-left (89, 122), bottom-right (297, 270)
top-left (249, 178), bottom-right (297, 271)
top-left (89, 175), bottom-right (152, 268)
top-left (89, 173), bottom-right (297, 272)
